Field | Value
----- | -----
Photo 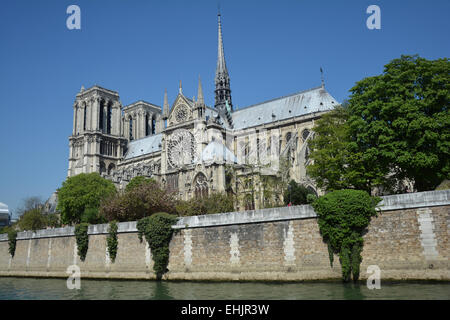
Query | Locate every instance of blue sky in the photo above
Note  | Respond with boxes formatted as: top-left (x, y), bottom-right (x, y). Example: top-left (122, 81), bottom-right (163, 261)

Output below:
top-left (0, 0), bottom-right (449, 217)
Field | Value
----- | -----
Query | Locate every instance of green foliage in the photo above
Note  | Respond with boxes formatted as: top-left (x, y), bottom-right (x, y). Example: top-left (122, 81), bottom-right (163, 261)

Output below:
top-left (307, 106), bottom-right (372, 193)
top-left (125, 176), bottom-right (156, 193)
top-left (74, 223), bottom-right (89, 261)
top-left (57, 173), bottom-right (117, 225)
top-left (46, 213), bottom-right (61, 228)
top-left (308, 55), bottom-right (450, 193)
top-left (435, 179), bottom-right (450, 190)
top-left (136, 213), bottom-right (178, 279)
top-left (4, 227), bottom-right (17, 258)
top-left (347, 55), bottom-right (450, 192)
top-left (106, 221), bottom-right (118, 263)
top-left (283, 180), bottom-right (316, 205)
top-left (81, 207), bottom-right (106, 224)
top-left (17, 208), bottom-right (48, 231)
top-left (310, 189), bottom-right (381, 282)
top-left (176, 193), bottom-right (235, 216)
top-left (100, 180), bottom-right (177, 222)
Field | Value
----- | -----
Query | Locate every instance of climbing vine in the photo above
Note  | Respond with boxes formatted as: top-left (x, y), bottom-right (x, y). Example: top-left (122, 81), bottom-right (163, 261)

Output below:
top-left (7, 229), bottom-right (17, 258)
top-left (107, 221), bottom-right (118, 263)
top-left (136, 213), bottom-right (178, 279)
top-left (74, 223), bottom-right (89, 261)
top-left (310, 189), bottom-right (381, 282)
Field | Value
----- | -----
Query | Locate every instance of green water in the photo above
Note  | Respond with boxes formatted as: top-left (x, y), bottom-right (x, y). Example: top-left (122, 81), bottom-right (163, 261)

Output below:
top-left (0, 277), bottom-right (448, 300)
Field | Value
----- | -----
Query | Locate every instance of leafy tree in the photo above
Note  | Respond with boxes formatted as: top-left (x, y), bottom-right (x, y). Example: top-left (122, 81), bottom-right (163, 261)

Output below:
top-left (176, 193), bottom-right (235, 216)
top-left (307, 106), bottom-right (375, 193)
top-left (347, 55), bottom-right (449, 192)
top-left (100, 180), bottom-right (177, 222)
top-left (125, 176), bottom-right (157, 193)
top-left (283, 180), bottom-right (316, 206)
top-left (57, 173), bottom-right (117, 225)
top-left (16, 196), bottom-right (44, 218)
top-left (310, 190), bottom-right (381, 282)
top-left (46, 213), bottom-right (61, 228)
top-left (308, 55), bottom-right (449, 193)
top-left (17, 208), bottom-right (48, 231)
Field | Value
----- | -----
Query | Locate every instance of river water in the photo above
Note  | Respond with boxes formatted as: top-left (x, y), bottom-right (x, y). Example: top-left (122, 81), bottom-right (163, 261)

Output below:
top-left (0, 277), bottom-right (448, 300)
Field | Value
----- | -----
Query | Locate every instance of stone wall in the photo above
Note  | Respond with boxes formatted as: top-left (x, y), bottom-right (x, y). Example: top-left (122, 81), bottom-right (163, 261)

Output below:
top-left (0, 190), bottom-right (448, 281)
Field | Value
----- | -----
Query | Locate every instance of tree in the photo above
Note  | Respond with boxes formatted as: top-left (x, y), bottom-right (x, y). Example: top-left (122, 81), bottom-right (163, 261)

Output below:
top-left (307, 106), bottom-right (375, 193)
top-left (57, 173), bottom-right (117, 225)
top-left (125, 176), bottom-right (157, 193)
top-left (16, 196), bottom-right (44, 218)
top-left (17, 208), bottom-right (47, 231)
top-left (308, 55), bottom-right (449, 193)
top-left (347, 55), bottom-right (449, 191)
top-left (99, 180), bottom-right (177, 222)
top-left (176, 193), bottom-right (235, 216)
top-left (283, 180), bottom-right (316, 206)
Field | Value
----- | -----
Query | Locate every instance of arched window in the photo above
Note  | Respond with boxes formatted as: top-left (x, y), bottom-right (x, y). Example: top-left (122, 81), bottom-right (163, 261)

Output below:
top-left (302, 129), bottom-right (310, 142)
top-left (83, 105), bottom-right (87, 131)
top-left (129, 117), bottom-right (133, 141)
top-left (152, 116), bottom-right (156, 134)
top-left (194, 172), bottom-right (208, 198)
top-left (108, 163), bottom-right (115, 175)
top-left (286, 132), bottom-right (292, 143)
top-left (99, 103), bottom-right (104, 132)
top-left (107, 105), bottom-right (112, 134)
top-left (99, 161), bottom-right (106, 175)
top-left (145, 114), bottom-right (150, 136)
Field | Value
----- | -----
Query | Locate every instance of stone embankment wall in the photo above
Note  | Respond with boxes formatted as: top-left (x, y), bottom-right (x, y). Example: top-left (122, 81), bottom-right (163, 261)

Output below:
top-left (0, 190), bottom-right (448, 281)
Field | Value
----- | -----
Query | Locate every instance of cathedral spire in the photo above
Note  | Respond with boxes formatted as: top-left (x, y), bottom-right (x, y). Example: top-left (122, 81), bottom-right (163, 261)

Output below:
top-left (214, 12), bottom-right (233, 112)
top-left (197, 76), bottom-right (204, 105)
top-left (162, 88), bottom-right (169, 120)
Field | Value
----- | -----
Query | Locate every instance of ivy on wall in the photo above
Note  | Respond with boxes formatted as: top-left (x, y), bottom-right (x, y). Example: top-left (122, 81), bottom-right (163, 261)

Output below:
top-left (310, 189), bottom-right (381, 282)
top-left (136, 213), bottom-right (178, 279)
top-left (8, 229), bottom-right (17, 258)
top-left (74, 223), bottom-right (89, 261)
top-left (107, 221), bottom-right (118, 263)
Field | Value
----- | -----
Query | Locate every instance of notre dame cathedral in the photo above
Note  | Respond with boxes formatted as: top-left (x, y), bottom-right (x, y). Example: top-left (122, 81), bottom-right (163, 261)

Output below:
top-left (68, 13), bottom-right (339, 210)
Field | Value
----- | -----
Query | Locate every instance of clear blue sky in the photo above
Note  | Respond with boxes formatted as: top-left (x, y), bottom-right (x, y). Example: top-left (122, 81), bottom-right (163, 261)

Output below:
top-left (0, 0), bottom-right (448, 217)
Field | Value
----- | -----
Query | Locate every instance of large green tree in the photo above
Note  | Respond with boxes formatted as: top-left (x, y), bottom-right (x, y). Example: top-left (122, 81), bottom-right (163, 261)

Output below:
top-left (57, 173), bottom-right (117, 225)
top-left (348, 55), bottom-right (449, 191)
top-left (308, 55), bottom-right (449, 193)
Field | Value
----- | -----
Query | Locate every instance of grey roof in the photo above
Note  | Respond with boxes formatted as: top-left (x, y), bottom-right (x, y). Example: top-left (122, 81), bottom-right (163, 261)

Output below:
top-left (231, 86), bottom-right (338, 130)
top-left (201, 140), bottom-right (238, 164)
top-left (124, 134), bottom-right (162, 160)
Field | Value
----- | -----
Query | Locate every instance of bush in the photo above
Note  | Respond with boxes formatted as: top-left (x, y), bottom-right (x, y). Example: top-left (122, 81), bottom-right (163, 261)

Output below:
top-left (310, 189), bottom-right (381, 282)
top-left (136, 213), bottom-right (178, 279)
top-left (57, 173), bottom-right (117, 225)
top-left (176, 193), bottom-right (234, 216)
top-left (46, 213), bottom-right (61, 228)
top-left (81, 207), bottom-right (106, 224)
top-left (2, 227), bottom-right (18, 258)
top-left (17, 208), bottom-right (48, 231)
top-left (283, 180), bottom-right (316, 205)
top-left (100, 181), bottom-right (177, 222)
top-left (125, 176), bottom-right (157, 193)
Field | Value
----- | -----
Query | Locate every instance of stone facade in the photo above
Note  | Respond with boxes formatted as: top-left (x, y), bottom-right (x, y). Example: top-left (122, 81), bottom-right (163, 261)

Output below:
top-left (67, 14), bottom-right (339, 209)
top-left (1, 190), bottom-right (448, 281)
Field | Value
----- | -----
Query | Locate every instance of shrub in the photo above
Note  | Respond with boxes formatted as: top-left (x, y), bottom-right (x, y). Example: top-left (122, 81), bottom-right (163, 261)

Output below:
top-left (136, 213), bottom-right (178, 279)
top-left (310, 189), bottom-right (381, 282)
top-left (125, 176), bottom-right (157, 193)
top-left (17, 208), bottom-right (48, 231)
top-left (100, 181), bottom-right (177, 222)
top-left (3, 227), bottom-right (18, 258)
top-left (176, 193), bottom-right (234, 216)
top-left (46, 213), bottom-right (61, 228)
top-left (283, 180), bottom-right (316, 206)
